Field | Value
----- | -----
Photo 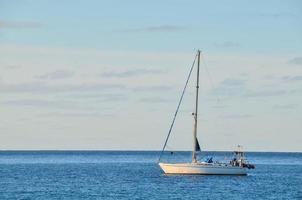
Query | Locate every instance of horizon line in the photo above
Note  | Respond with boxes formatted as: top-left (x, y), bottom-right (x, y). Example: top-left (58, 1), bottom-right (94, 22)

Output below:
top-left (0, 149), bottom-right (301, 153)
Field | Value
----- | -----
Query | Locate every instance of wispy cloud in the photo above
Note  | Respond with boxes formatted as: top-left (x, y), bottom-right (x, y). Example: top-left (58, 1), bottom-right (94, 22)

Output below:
top-left (0, 81), bottom-right (125, 94)
top-left (211, 77), bottom-right (299, 98)
top-left (101, 68), bottom-right (164, 78)
top-left (243, 89), bottom-right (287, 98)
top-left (1, 65), bottom-right (22, 70)
top-left (262, 74), bottom-right (302, 84)
top-left (219, 114), bottom-right (253, 119)
top-left (133, 85), bottom-right (173, 92)
top-left (258, 12), bottom-right (297, 19)
top-left (213, 41), bottom-right (240, 48)
top-left (35, 70), bottom-right (75, 80)
top-left (281, 75), bottom-right (302, 82)
top-left (0, 98), bottom-right (109, 111)
top-left (211, 78), bottom-right (246, 96)
top-left (39, 112), bottom-right (114, 118)
top-left (139, 97), bottom-right (171, 103)
top-left (118, 25), bottom-right (186, 33)
top-left (0, 99), bottom-right (77, 109)
top-left (211, 104), bottom-right (229, 109)
top-left (273, 104), bottom-right (298, 110)
top-left (288, 57), bottom-right (302, 65)
top-left (289, 89), bottom-right (302, 95)
top-left (61, 93), bottom-right (126, 102)
top-left (0, 20), bottom-right (42, 29)
top-left (220, 79), bottom-right (246, 87)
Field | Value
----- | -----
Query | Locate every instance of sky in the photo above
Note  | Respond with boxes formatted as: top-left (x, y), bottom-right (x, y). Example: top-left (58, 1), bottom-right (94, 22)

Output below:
top-left (0, 0), bottom-right (301, 151)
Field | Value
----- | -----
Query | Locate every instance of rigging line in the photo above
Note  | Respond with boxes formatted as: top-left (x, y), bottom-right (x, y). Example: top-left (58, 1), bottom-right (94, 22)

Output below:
top-left (201, 54), bottom-right (218, 101)
top-left (201, 54), bottom-right (229, 137)
top-left (200, 54), bottom-right (227, 145)
top-left (158, 52), bottom-right (198, 163)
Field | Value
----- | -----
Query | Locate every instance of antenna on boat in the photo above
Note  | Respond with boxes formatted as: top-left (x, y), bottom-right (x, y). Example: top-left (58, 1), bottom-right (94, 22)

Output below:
top-left (192, 50), bottom-right (201, 163)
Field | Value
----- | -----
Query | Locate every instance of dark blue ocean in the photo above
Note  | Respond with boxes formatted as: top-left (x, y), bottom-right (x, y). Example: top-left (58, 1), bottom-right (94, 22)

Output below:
top-left (0, 151), bottom-right (301, 199)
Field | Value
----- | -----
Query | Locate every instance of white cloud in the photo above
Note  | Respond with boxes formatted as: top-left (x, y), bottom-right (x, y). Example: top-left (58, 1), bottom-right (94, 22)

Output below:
top-left (35, 70), bottom-right (75, 80)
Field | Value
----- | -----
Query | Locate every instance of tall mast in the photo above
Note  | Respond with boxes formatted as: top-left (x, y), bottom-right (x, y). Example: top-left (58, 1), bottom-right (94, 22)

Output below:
top-left (192, 50), bottom-right (200, 163)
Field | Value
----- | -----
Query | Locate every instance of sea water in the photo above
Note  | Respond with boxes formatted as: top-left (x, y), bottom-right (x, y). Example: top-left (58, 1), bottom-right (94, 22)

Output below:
top-left (0, 151), bottom-right (301, 199)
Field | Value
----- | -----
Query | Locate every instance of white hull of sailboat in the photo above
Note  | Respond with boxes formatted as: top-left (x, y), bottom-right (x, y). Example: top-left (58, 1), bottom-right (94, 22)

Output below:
top-left (159, 162), bottom-right (247, 175)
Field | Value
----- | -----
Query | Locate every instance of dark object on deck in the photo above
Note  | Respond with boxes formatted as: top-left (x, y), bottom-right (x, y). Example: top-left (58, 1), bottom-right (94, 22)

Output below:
top-left (243, 163), bottom-right (255, 169)
top-left (206, 157), bottom-right (213, 163)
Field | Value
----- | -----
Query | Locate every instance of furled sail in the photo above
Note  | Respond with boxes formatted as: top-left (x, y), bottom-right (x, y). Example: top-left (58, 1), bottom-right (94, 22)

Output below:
top-left (195, 138), bottom-right (201, 151)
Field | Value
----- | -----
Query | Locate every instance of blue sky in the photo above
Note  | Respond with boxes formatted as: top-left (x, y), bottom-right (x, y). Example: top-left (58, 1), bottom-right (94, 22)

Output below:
top-left (0, 0), bottom-right (301, 151)
top-left (1, 0), bottom-right (301, 52)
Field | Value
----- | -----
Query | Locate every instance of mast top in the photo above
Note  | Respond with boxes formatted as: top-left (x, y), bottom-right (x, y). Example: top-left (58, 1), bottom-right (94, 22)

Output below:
top-left (192, 49), bottom-right (201, 163)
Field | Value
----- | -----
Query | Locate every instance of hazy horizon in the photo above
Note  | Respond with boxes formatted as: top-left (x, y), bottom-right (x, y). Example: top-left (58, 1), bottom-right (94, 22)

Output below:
top-left (1, 149), bottom-right (302, 153)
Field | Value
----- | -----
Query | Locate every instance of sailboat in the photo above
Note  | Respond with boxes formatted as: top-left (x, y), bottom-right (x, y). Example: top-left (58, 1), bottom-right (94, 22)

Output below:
top-left (158, 50), bottom-right (255, 175)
